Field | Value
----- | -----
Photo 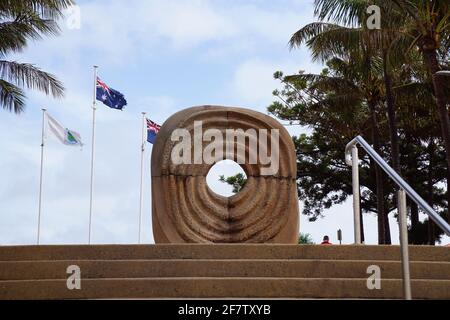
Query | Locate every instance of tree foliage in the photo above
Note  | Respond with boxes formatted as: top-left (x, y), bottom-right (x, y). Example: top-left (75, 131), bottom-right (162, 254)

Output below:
top-left (269, 0), bottom-right (450, 245)
top-left (0, 0), bottom-right (74, 113)
top-left (298, 233), bottom-right (315, 245)
top-left (269, 62), bottom-right (447, 244)
top-left (219, 173), bottom-right (247, 194)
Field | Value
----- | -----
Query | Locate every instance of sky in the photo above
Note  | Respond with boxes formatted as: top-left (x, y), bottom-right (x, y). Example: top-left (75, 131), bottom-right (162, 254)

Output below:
top-left (0, 0), bottom-right (446, 246)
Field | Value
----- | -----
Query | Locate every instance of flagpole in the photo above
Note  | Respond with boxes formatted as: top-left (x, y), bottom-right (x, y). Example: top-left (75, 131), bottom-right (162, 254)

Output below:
top-left (89, 66), bottom-right (98, 245)
top-left (37, 108), bottom-right (47, 245)
top-left (138, 112), bottom-right (147, 244)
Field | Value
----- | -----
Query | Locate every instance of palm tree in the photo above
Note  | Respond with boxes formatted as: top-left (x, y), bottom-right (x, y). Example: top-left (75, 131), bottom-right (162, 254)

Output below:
top-left (391, 0), bottom-right (450, 222)
top-left (288, 0), bottom-right (450, 238)
top-left (0, 0), bottom-right (74, 113)
top-left (289, 0), bottom-right (423, 175)
top-left (288, 1), bottom-right (395, 244)
top-left (285, 54), bottom-right (393, 244)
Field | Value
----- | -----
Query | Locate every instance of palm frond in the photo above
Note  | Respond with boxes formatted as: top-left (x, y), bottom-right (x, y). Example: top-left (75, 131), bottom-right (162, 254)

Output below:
top-left (289, 22), bottom-right (342, 49)
top-left (0, 0), bottom-right (75, 19)
top-left (306, 25), bottom-right (363, 62)
top-left (391, 0), bottom-right (421, 22)
top-left (0, 17), bottom-right (59, 55)
top-left (0, 80), bottom-right (25, 113)
top-left (0, 21), bottom-right (30, 55)
top-left (0, 60), bottom-right (64, 98)
top-left (314, 0), bottom-right (372, 26)
top-left (393, 81), bottom-right (433, 98)
top-left (0, 0), bottom-right (69, 113)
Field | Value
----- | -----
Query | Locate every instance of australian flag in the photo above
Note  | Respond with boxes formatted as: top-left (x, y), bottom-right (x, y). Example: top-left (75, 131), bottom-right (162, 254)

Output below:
top-left (96, 77), bottom-right (127, 110)
top-left (147, 119), bottom-right (161, 144)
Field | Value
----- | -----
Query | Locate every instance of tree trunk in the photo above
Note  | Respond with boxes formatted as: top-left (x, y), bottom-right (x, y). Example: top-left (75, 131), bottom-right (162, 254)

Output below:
top-left (405, 133), bottom-right (419, 244)
top-left (360, 194), bottom-right (365, 243)
top-left (410, 202), bottom-right (419, 244)
top-left (427, 139), bottom-right (435, 245)
top-left (383, 51), bottom-right (401, 175)
top-left (422, 46), bottom-right (450, 223)
top-left (369, 103), bottom-right (386, 244)
top-left (370, 156), bottom-right (386, 245)
top-left (383, 199), bottom-right (392, 244)
top-left (381, 52), bottom-right (397, 246)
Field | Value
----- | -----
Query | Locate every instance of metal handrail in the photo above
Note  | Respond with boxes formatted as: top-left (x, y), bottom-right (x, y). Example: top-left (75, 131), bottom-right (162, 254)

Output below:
top-left (345, 135), bottom-right (450, 300)
top-left (346, 136), bottom-right (450, 236)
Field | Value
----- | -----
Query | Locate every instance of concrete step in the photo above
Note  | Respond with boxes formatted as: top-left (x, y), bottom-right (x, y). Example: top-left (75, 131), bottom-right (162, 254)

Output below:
top-left (1, 259), bottom-right (449, 281)
top-left (0, 245), bottom-right (449, 262)
top-left (1, 278), bottom-right (449, 300)
top-left (1, 245), bottom-right (448, 299)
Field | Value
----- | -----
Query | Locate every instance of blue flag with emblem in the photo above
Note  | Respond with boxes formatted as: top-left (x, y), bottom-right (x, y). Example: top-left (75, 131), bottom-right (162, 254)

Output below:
top-left (96, 77), bottom-right (127, 110)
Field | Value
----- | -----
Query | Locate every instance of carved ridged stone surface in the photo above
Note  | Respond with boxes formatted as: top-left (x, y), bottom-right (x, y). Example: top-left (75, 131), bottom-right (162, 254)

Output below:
top-left (151, 106), bottom-right (299, 244)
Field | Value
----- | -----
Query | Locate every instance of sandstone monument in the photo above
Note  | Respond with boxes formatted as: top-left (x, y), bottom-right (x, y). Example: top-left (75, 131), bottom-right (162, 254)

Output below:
top-left (151, 106), bottom-right (299, 243)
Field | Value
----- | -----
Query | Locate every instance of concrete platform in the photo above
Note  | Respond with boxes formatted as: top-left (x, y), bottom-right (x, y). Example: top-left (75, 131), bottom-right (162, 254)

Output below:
top-left (0, 244), bottom-right (449, 300)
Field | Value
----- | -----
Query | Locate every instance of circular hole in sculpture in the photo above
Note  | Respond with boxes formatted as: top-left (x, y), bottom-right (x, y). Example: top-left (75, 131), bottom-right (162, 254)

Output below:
top-left (206, 160), bottom-right (248, 197)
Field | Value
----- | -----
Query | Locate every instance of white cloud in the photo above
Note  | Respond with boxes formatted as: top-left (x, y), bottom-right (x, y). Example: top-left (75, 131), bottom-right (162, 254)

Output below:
top-left (21, 0), bottom-right (238, 65)
top-left (229, 57), bottom-right (322, 109)
top-left (147, 1), bottom-right (237, 49)
top-left (135, 95), bottom-right (180, 123)
top-left (231, 59), bottom-right (285, 107)
top-left (16, 0), bottom-right (317, 65)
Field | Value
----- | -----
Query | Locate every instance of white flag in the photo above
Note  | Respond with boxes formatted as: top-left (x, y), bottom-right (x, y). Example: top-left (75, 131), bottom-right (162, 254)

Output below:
top-left (46, 113), bottom-right (83, 147)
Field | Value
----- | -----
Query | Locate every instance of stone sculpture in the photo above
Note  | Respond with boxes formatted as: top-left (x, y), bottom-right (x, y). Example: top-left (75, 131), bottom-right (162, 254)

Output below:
top-left (151, 106), bottom-right (299, 243)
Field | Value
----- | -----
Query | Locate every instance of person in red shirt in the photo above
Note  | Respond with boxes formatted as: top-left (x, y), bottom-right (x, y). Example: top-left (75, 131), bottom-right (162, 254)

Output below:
top-left (321, 236), bottom-right (333, 245)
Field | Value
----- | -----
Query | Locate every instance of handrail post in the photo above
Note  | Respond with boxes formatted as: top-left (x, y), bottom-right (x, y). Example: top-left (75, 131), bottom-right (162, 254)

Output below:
top-left (346, 135), bottom-right (450, 300)
top-left (346, 136), bottom-right (450, 236)
top-left (351, 145), bottom-right (362, 244)
top-left (398, 189), bottom-right (412, 300)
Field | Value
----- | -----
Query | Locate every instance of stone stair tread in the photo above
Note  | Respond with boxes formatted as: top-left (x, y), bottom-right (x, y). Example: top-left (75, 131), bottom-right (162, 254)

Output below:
top-left (0, 245), bottom-right (448, 299)
top-left (0, 245), bottom-right (448, 262)
top-left (1, 260), bottom-right (449, 281)
top-left (1, 277), bottom-right (449, 300)
top-left (1, 258), bottom-right (449, 263)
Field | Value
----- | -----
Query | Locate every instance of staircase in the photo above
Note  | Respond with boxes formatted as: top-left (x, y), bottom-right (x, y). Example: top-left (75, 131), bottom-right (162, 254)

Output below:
top-left (0, 244), bottom-right (449, 300)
